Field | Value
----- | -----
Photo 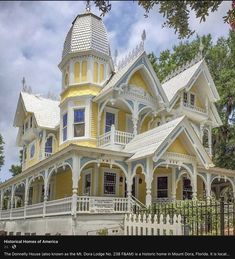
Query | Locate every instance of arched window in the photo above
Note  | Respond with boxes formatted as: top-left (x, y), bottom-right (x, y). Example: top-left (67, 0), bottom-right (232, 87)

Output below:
top-left (45, 136), bottom-right (53, 154)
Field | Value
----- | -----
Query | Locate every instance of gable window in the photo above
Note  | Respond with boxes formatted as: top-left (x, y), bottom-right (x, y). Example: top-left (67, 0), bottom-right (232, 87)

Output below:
top-left (62, 113), bottom-right (67, 141)
top-left (74, 108), bottom-right (85, 137)
top-left (104, 172), bottom-right (116, 195)
top-left (105, 112), bottom-right (115, 132)
top-left (23, 146), bottom-right (27, 161)
top-left (190, 93), bottom-right (195, 106)
top-left (29, 142), bottom-right (35, 159)
top-left (157, 176), bottom-right (168, 198)
top-left (30, 116), bottom-right (33, 128)
top-left (183, 92), bottom-right (188, 104)
top-left (45, 136), bottom-right (53, 154)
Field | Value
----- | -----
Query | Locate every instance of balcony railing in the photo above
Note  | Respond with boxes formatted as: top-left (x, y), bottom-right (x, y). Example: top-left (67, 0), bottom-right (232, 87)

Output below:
top-left (183, 102), bottom-right (206, 114)
top-left (98, 125), bottom-right (134, 148)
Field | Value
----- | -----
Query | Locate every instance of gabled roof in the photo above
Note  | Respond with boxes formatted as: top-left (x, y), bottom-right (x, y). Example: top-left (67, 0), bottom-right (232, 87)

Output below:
top-left (162, 59), bottom-right (220, 104)
top-left (94, 51), bottom-right (168, 104)
top-left (13, 92), bottom-right (60, 129)
top-left (124, 116), bottom-right (213, 169)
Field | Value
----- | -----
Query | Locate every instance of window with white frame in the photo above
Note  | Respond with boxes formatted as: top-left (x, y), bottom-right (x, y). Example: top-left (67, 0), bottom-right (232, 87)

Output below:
top-left (157, 176), bottom-right (168, 198)
top-left (29, 141), bottom-right (36, 159)
top-left (105, 112), bottom-right (115, 132)
top-left (45, 136), bottom-right (53, 154)
top-left (62, 113), bottom-right (68, 141)
top-left (103, 172), bottom-right (116, 195)
top-left (183, 91), bottom-right (196, 107)
top-left (74, 108), bottom-right (85, 137)
top-left (190, 93), bottom-right (195, 106)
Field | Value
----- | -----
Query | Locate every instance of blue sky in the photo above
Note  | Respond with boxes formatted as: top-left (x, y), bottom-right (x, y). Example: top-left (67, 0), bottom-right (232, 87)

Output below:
top-left (0, 1), bottom-right (232, 182)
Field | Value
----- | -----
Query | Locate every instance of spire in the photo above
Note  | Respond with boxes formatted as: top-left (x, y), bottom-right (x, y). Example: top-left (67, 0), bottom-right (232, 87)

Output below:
top-left (199, 37), bottom-right (204, 59)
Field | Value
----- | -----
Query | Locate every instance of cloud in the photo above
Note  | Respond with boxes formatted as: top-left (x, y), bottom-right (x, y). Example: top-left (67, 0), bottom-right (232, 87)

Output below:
top-left (0, 1), bottom-right (232, 182)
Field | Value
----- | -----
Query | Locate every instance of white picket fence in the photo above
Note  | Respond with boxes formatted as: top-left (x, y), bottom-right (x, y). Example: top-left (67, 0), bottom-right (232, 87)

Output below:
top-left (124, 213), bottom-right (182, 236)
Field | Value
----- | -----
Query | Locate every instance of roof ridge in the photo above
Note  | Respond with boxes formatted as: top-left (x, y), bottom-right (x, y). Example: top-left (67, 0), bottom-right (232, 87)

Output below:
top-left (162, 53), bottom-right (203, 83)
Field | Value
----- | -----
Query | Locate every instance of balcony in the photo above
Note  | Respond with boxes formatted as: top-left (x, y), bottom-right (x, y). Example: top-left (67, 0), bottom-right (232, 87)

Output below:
top-left (182, 102), bottom-right (206, 114)
top-left (98, 125), bottom-right (134, 149)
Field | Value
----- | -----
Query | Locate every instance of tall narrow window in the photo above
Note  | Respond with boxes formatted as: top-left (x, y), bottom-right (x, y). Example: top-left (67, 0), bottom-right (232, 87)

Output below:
top-left (93, 62), bottom-right (98, 83)
top-left (157, 176), bottom-right (168, 198)
top-left (74, 62), bottom-right (80, 83)
top-left (104, 172), bottom-right (116, 195)
top-left (81, 61), bottom-right (87, 82)
top-left (45, 136), bottom-right (53, 154)
top-left (190, 93), bottom-right (195, 106)
top-left (30, 116), bottom-right (33, 128)
top-left (64, 73), bottom-right (69, 87)
top-left (99, 64), bottom-right (104, 82)
top-left (74, 109), bottom-right (85, 137)
top-left (84, 173), bottom-right (91, 195)
top-left (105, 112), bottom-right (115, 132)
top-left (183, 177), bottom-right (192, 200)
top-left (63, 113), bottom-right (68, 141)
top-left (183, 92), bottom-right (188, 104)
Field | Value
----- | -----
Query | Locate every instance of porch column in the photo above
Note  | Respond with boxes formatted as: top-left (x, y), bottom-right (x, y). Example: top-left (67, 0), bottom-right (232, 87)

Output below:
top-left (192, 166), bottom-right (197, 200)
top-left (110, 124), bottom-right (115, 147)
top-left (71, 155), bottom-right (81, 216)
top-left (145, 158), bottom-right (153, 207)
top-left (24, 178), bottom-right (29, 218)
top-left (10, 185), bottom-right (14, 219)
top-left (208, 125), bottom-right (212, 157)
top-left (132, 117), bottom-right (138, 136)
top-left (0, 190), bottom-right (3, 219)
top-left (206, 173), bottom-right (211, 201)
top-left (200, 123), bottom-right (204, 142)
top-left (171, 168), bottom-right (176, 201)
top-left (43, 170), bottom-right (49, 217)
top-left (126, 177), bottom-right (132, 212)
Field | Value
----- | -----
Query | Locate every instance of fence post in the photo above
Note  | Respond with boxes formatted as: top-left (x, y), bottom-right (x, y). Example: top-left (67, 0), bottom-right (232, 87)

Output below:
top-left (220, 197), bottom-right (225, 236)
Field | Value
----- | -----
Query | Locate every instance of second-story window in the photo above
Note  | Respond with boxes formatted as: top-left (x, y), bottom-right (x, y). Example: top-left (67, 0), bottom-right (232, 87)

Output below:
top-left (63, 113), bottom-right (68, 141)
top-left (190, 93), bottom-right (195, 106)
top-left (45, 136), bottom-right (53, 154)
top-left (74, 109), bottom-right (85, 137)
top-left (183, 92), bottom-right (188, 104)
top-left (105, 112), bottom-right (115, 132)
top-left (30, 116), bottom-right (33, 128)
top-left (29, 142), bottom-right (35, 159)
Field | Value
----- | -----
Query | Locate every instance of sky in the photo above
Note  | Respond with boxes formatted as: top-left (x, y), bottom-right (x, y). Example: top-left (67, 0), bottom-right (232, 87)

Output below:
top-left (0, 1), bottom-right (232, 182)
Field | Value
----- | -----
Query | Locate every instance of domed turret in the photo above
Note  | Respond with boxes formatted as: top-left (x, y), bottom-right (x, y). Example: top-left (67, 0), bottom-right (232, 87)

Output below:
top-left (59, 11), bottom-right (114, 94)
top-left (62, 13), bottom-right (111, 59)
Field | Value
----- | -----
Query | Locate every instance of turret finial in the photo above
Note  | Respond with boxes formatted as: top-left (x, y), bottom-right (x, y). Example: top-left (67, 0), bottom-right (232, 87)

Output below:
top-left (85, 0), bottom-right (91, 13)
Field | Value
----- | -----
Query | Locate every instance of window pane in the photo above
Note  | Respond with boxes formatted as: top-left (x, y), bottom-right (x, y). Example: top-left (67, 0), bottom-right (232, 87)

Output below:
top-left (74, 124), bottom-right (85, 137)
top-left (30, 144), bottom-right (35, 158)
top-left (104, 172), bottom-right (116, 195)
top-left (190, 94), bottom-right (195, 106)
top-left (183, 92), bottom-right (188, 103)
top-left (63, 128), bottom-right (67, 141)
top-left (63, 113), bottom-right (67, 127)
top-left (45, 136), bottom-right (53, 153)
top-left (157, 177), bottom-right (168, 198)
top-left (74, 109), bottom-right (85, 123)
top-left (105, 112), bottom-right (115, 132)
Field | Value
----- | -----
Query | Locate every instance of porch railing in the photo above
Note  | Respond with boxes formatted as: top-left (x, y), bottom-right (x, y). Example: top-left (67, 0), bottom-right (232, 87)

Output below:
top-left (98, 125), bottom-right (134, 147)
top-left (183, 102), bottom-right (206, 114)
top-left (0, 196), bottom-right (138, 220)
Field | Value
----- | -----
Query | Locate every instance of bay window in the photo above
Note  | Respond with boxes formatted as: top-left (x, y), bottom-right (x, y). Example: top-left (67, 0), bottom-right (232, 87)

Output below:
top-left (74, 108), bottom-right (85, 137)
top-left (62, 113), bottom-right (67, 141)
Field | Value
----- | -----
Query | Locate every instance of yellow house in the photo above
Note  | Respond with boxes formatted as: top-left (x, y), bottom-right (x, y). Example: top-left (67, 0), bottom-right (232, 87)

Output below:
top-left (0, 9), bottom-right (234, 235)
